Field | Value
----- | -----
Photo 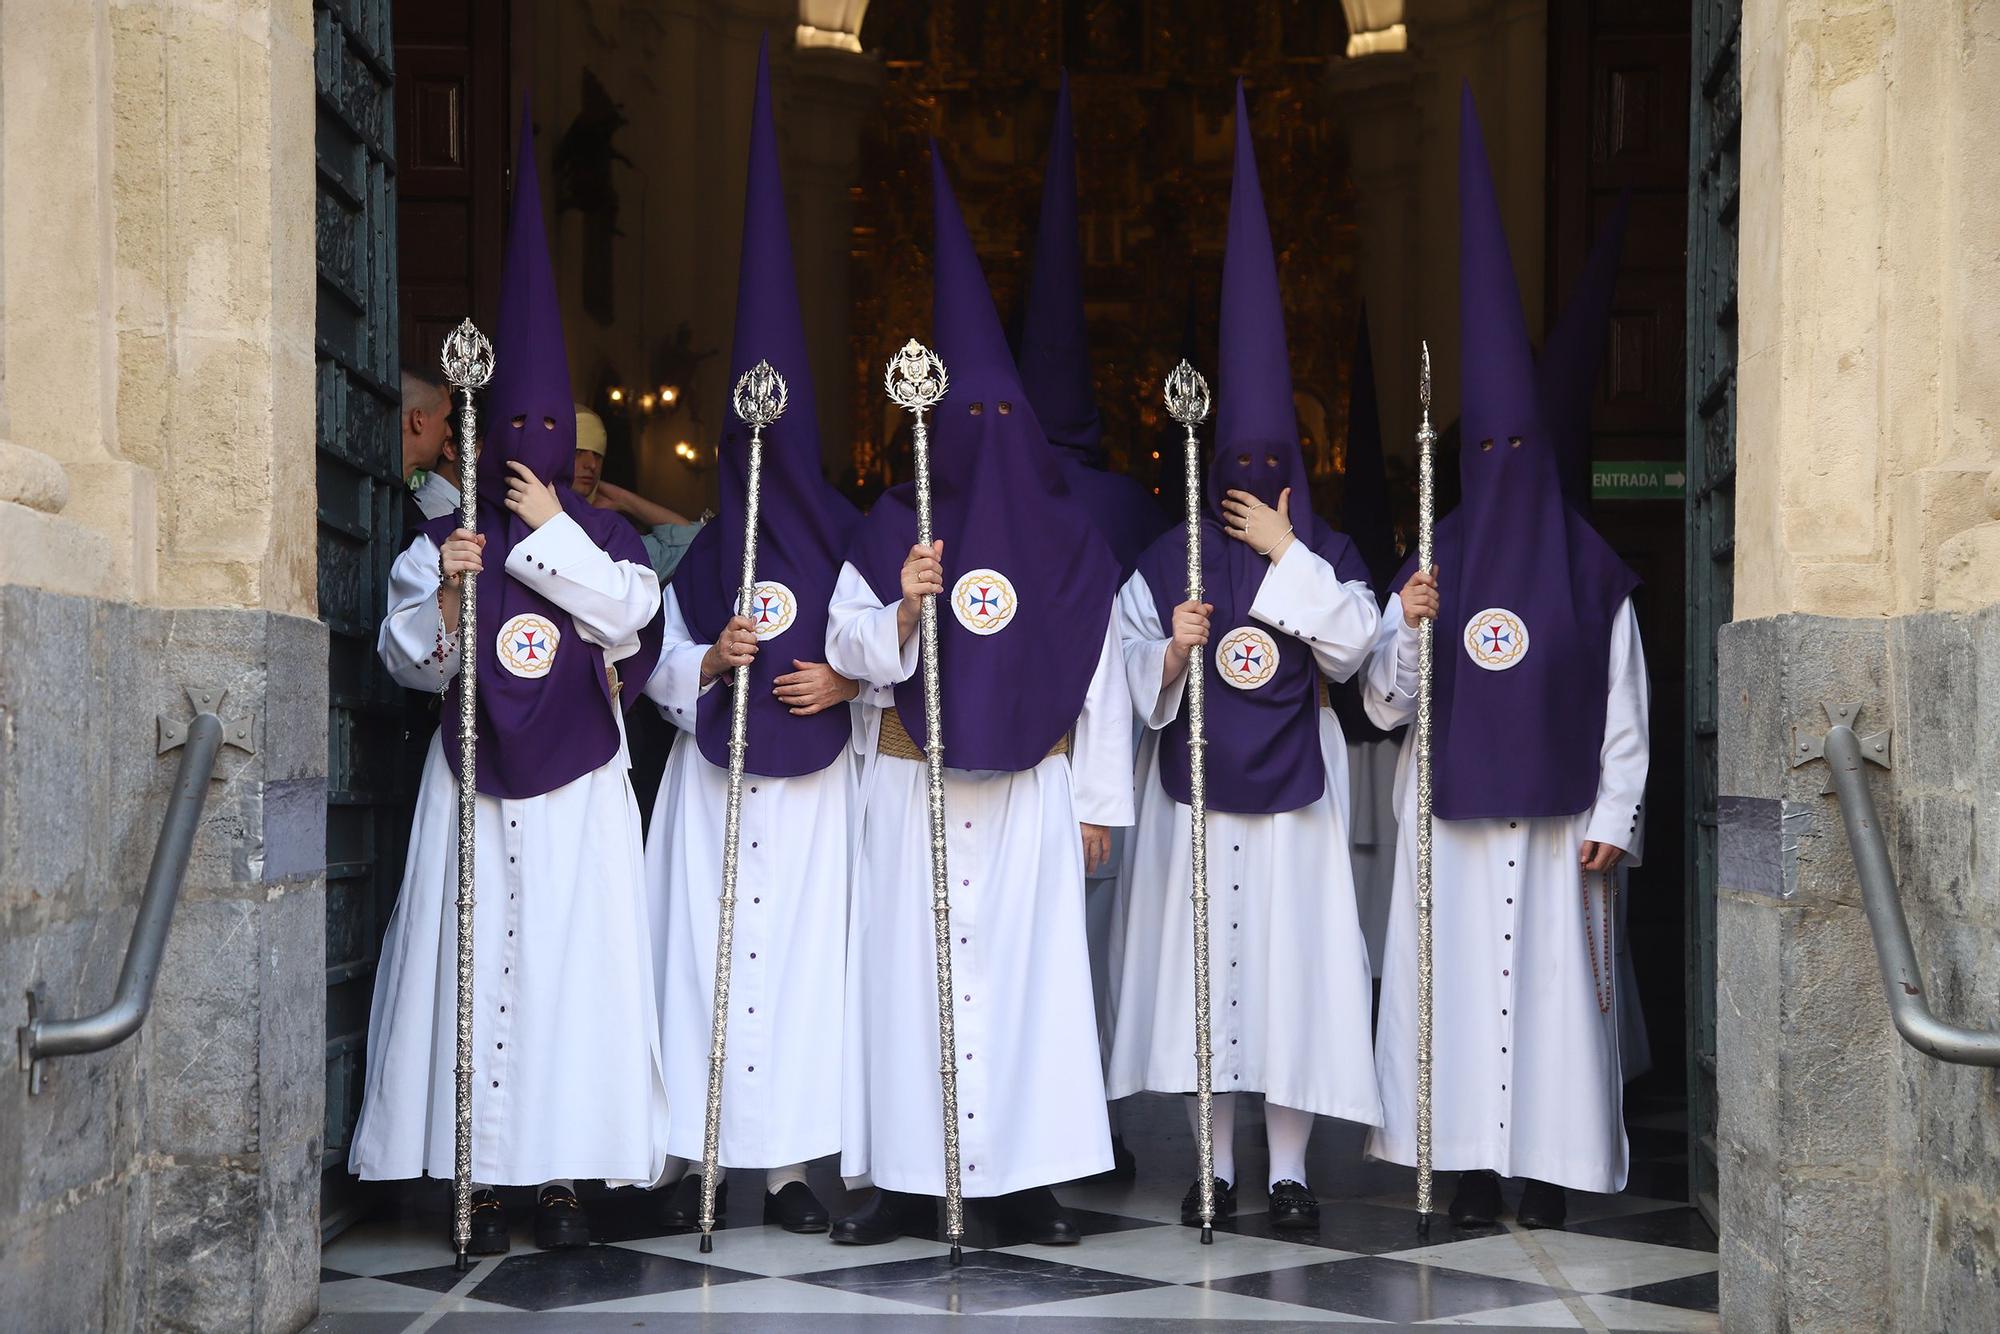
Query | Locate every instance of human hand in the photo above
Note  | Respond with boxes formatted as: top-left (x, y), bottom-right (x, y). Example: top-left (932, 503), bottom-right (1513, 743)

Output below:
top-left (1580, 840), bottom-right (1626, 873)
top-left (1081, 822), bottom-right (1111, 874)
top-left (772, 660), bottom-right (860, 716)
top-left (505, 461), bottom-right (564, 529)
top-left (1401, 568), bottom-right (1440, 627)
top-left (701, 614), bottom-right (759, 681)
top-left (1222, 487), bottom-right (1295, 560)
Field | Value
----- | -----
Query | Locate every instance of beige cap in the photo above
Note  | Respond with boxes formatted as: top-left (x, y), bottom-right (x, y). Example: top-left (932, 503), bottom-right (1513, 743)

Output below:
top-left (575, 404), bottom-right (607, 456)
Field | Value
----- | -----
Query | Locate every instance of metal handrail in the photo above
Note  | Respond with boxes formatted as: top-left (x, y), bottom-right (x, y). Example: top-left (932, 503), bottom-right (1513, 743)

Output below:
top-left (1807, 710), bottom-right (2000, 1067)
top-left (17, 709), bottom-right (229, 1094)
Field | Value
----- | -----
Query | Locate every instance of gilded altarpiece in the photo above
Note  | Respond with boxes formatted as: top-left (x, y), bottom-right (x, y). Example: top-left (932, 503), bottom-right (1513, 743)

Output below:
top-left (846, 1), bottom-right (1361, 517)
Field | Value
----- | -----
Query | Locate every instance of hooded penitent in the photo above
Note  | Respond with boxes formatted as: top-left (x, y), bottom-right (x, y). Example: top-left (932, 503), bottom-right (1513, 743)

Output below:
top-left (1328, 304), bottom-right (1403, 745)
top-left (671, 39), bottom-right (860, 778)
top-left (847, 144), bottom-right (1121, 771)
top-left (1134, 82), bottom-right (1372, 815)
top-left (1017, 72), bottom-right (1169, 574)
top-left (1537, 194), bottom-right (1631, 505)
top-left (420, 100), bottom-right (663, 799)
top-left (1394, 87), bottom-right (1639, 821)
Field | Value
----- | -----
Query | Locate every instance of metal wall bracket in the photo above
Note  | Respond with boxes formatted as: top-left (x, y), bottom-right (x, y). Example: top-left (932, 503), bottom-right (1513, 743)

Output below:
top-left (158, 686), bottom-right (255, 755)
top-left (1791, 701), bottom-right (1889, 792)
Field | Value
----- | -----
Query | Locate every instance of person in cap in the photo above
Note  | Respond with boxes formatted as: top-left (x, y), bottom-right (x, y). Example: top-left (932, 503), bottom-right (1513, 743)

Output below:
top-left (348, 103), bottom-right (671, 1253)
top-left (574, 405), bottom-right (709, 583)
top-left (1363, 88), bottom-right (1650, 1230)
top-left (824, 146), bottom-right (1135, 1246)
top-left (1108, 85), bottom-right (1385, 1230)
top-left (639, 42), bottom-right (862, 1236)
top-left (1015, 72), bottom-right (1170, 1182)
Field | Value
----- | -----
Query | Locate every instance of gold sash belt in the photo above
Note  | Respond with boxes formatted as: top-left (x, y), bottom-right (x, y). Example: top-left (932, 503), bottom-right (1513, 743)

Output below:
top-left (876, 706), bottom-right (1070, 762)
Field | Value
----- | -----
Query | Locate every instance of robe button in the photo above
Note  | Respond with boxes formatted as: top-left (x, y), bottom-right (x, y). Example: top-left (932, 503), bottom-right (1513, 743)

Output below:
top-left (751, 841), bottom-right (758, 848)
top-left (749, 952), bottom-right (757, 959)
top-left (1502, 1009), bottom-right (1508, 1016)
top-left (1507, 860), bottom-right (1514, 867)
top-left (510, 820), bottom-right (517, 828)
top-left (1501, 1046), bottom-right (1508, 1054)
top-left (753, 897), bottom-right (760, 904)
top-left (748, 1065), bottom-right (755, 1072)
top-left (1504, 933), bottom-right (1511, 941)
top-left (1501, 968), bottom-right (1508, 976)
top-left (751, 786), bottom-right (758, 794)
top-left (747, 1007), bottom-right (754, 1014)
top-left (964, 821), bottom-right (972, 829)
top-left (1509, 821), bottom-right (1518, 829)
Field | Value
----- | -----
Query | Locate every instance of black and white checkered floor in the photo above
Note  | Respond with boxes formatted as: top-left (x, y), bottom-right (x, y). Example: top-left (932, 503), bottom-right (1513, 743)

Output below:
top-left (311, 1098), bottom-right (1716, 1332)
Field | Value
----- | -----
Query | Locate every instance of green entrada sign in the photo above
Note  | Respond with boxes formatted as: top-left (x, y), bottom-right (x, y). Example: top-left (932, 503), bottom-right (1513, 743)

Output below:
top-left (1592, 460), bottom-right (1687, 500)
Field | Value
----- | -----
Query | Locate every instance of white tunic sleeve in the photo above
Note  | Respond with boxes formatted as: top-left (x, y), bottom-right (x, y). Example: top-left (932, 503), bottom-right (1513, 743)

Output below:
top-left (378, 535), bottom-right (460, 692)
top-left (1071, 613), bottom-right (1138, 828)
top-left (1248, 542), bottom-right (1382, 682)
top-left (502, 511), bottom-right (662, 663)
top-left (1361, 595), bottom-right (1420, 731)
top-left (826, 560), bottom-right (917, 689)
top-left (642, 585), bottom-right (717, 733)
top-left (1117, 571), bottom-right (1186, 731)
top-left (1581, 599), bottom-right (1651, 864)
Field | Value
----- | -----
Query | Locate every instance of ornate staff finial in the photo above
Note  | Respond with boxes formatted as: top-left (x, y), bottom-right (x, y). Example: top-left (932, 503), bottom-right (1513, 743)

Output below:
top-left (441, 317), bottom-right (496, 392)
top-left (1164, 359), bottom-right (1212, 427)
top-left (885, 338), bottom-right (949, 412)
top-left (732, 359), bottom-right (789, 428)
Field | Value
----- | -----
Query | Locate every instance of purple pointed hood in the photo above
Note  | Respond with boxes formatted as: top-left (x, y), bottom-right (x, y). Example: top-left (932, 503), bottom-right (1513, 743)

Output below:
top-left (420, 99), bottom-right (665, 799)
top-left (672, 38), bottom-right (861, 778)
top-left (1538, 194), bottom-right (1630, 503)
top-left (848, 144), bottom-right (1121, 771)
top-left (1327, 305), bottom-right (1404, 745)
top-left (1018, 72), bottom-right (1169, 572)
top-left (1402, 87), bottom-right (1639, 821)
top-left (1135, 83), bottom-right (1370, 815)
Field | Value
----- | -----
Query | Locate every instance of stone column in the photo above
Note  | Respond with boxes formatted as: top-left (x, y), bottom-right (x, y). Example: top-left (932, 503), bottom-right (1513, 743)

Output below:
top-left (0, 2), bottom-right (326, 1330)
top-left (1719, 2), bottom-right (2000, 1330)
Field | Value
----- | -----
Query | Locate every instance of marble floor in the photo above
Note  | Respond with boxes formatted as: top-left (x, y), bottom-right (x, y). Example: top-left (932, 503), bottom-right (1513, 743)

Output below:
top-left (310, 1096), bottom-right (1717, 1332)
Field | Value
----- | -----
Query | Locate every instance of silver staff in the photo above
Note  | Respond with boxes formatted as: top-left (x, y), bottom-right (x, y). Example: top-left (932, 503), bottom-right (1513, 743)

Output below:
top-left (440, 317), bottom-right (494, 1272)
top-left (697, 361), bottom-right (788, 1254)
top-left (883, 338), bottom-right (965, 1264)
top-left (1164, 360), bottom-right (1219, 1244)
top-left (1413, 340), bottom-right (1438, 1239)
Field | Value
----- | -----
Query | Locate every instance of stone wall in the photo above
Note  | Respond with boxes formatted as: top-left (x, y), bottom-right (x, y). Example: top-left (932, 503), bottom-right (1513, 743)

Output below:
top-left (1735, 0), bottom-right (2000, 619)
top-left (0, 591), bottom-right (327, 1332)
top-left (1721, 2), bottom-right (2000, 1327)
top-left (0, 1), bottom-right (325, 1330)
top-left (1715, 611), bottom-right (2000, 1331)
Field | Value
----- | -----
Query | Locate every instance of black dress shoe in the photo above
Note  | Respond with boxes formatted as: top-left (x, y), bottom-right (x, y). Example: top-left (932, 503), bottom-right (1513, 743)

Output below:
top-left (992, 1185), bottom-right (1080, 1246)
top-left (1448, 1169), bottom-right (1504, 1227)
top-left (1516, 1179), bottom-right (1568, 1229)
top-left (660, 1172), bottom-right (727, 1230)
top-left (1179, 1176), bottom-right (1238, 1226)
top-left (462, 1188), bottom-right (510, 1255)
top-left (533, 1185), bottom-right (591, 1249)
top-left (830, 1189), bottom-right (937, 1245)
top-left (764, 1181), bottom-right (831, 1233)
top-left (1268, 1179), bottom-right (1321, 1231)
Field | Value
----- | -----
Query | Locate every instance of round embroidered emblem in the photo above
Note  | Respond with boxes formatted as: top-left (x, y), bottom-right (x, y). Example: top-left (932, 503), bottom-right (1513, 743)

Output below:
top-left (1215, 626), bottom-right (1281, 690)
top-left (1463, 607), bottom-right (1530, 671)
top-left (747, 580), bottom-right (797, 639)
top-left (496, 613), bottom-right (560, 679)
top-left (951, 568), bottom-right (1018, 635)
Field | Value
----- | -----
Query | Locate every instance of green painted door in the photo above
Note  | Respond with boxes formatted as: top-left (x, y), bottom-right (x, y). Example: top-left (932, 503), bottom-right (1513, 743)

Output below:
top-left (1685, 0), bottom-right (1740, 1230)
top-left (314, 0), bottom-right (404, 1238)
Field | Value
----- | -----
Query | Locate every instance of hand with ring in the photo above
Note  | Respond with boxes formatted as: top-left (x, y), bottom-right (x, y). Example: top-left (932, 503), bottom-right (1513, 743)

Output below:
top-left (1220, 487), bottom-right (1295, 561)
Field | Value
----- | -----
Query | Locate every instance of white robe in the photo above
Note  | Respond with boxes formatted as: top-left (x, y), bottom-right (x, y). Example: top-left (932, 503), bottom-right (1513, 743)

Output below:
top-left (1364, 595), bottom-right (1649, 1193)
top-left (1106, 546), bottom-right (1384, 1127)
top-left (641, 585), bottom-right (856, 1169)
top-left (827, 561), bottom-right (1135, 1197)
top-left (349, 516), bottom-right (671, 1187)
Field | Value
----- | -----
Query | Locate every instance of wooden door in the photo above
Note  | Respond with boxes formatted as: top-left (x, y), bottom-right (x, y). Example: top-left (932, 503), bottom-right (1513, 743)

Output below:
top-left (394, 0), bottom-right (512, 372)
